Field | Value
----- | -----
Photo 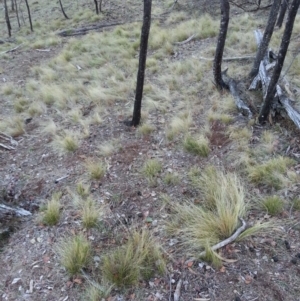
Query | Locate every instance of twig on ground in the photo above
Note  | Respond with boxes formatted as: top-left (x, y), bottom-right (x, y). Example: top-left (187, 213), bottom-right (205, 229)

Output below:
top-left (174, 34), bottom-right (195, 45)
top-left (174, 278), bottom-right (182, 301)
top-left (197, 55), bottom-right (255, 61)
top-left (54, 175), bottom-right (69, 184)
top-left (199, 218), bottom-right (247, 258)
top-left (35, 49), bottom-right (51, 52)
top-left (0, 44), bottom-right (23, 55)
top-left (0, 143), bottom-right (15, 150)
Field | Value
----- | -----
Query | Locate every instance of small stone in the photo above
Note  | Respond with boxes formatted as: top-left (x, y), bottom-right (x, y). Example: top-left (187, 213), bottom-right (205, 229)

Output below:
top-left (291, 258), bottom-right (297, 264)
top-left (12, 278), bottom-right (21, 285)
top-left (272, 255), bottom-right (279, 262)
top-left (284, 240), bottom-right (291, 250)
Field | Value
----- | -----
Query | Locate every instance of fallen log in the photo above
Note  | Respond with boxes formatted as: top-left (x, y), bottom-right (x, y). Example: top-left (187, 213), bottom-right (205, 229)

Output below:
top-left (222, 70), bottom-right (253, 118)
top-left (248, 29), bottom-right (300, 129)
top-left (57, 22), bottom-right (126, 37)
top-left (277, 85), bottom-right (300, 129)
top-left (0, 204), bottom-right (31, 218)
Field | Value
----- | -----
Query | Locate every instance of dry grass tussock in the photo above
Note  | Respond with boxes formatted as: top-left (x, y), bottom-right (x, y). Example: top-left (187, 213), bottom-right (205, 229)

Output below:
top-left (102, 229), bottom-right (166, 287)
top-left (167, 167), bottom-right (273, 260)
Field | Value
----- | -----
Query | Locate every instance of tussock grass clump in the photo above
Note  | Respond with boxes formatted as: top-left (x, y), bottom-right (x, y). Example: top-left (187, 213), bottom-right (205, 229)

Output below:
top-left (293, 198), bottom-right (300, 211)
top-left (76, 182), bottom-right (90, 199)
top-left (167, 168), bottom-right (269, 264)
top-left (81, 198), bottom-right (101, 229)
top-left (85, 283), bottom-right (112, 301)
top-left (163, 172), bottom-right (180, 185)
top-left (42, 192), bottom-right (61, 226)
top-left (248, 156), bottom-right (295, 189)
top-left (262, 196), bottom-right (284, 216)
top-left (138, 123), bottom-right (155, 136)
top-left (85, 159), bottom-right (106, 180)
top-left (183, 135), bottom-right (210, 157)
top-left (54, 132), bottom-right (79, 152)
top-left (98, 139), bottom-right (119, 156)
top-left (7, 117), bottom-right (25, 137)
top-left (142, 159), bottom-right (162, 180)
top-left (102, 229), bottom-right (165, 287)
top-left (2, 83), bottom-right (14, 95)
top-left (58, 234), bottom-right (92, 276)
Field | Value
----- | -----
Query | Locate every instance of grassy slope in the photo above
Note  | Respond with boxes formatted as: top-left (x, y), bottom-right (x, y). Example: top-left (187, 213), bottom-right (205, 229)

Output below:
top-left (1, 0), bottom-right (300, 300)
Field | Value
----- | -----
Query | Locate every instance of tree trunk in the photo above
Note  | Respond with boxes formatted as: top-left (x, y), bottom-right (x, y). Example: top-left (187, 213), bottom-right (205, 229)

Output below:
top-left (131, 0), bottom-right (152, 127)
top-left (11, 0), bottom-right (14, 11)
top-left (94, 0), bottom-right (99, 14)
top-left (276, 0), bottom-right (289, 28)
top-left (258, 0), bottom-right (300, 123)
top-left (59, 0), bottom-right (69, 19)
top-left (250, 0), bottom-right (281, 78)
top-left (24, 0), bottom-right (33, 32)
top-left (213, 0), bottom-right (230, 90)
top-left (14, 0), bottom-right (20, 27)
top-left (4, 0), bottom-right (12, 37)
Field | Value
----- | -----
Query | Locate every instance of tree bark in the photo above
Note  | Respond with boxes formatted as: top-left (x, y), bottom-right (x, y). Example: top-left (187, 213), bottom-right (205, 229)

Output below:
top-left (213, 0), bottom-right (230, 90)
top-left (258, 0), bottom-right (300, 123)
top-left (4, 0), bottom-right (12, 37)
top-left (131, 0), bottom-right (152, 127)
top-left (24, 0), bottom-right (33, 32)
top-left (94, 0), bottom-right (99, 14)
top-left (276, 0), bottom-right (289, 28)
top-left (14, 0), bottom-right (20, 27)
top-left (250, 0), bottom-right (281, 78)
top-left (11, 0), bottom-right (14, 11)
top-left (59, 0), bottom-right (69, 19)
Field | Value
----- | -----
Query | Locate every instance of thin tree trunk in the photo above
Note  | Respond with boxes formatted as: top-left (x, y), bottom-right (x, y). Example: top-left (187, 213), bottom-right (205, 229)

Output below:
top-left (24, 0), bottom-right (33, 32)
top-left (99, 0), bottom-right (102, 12)
top-left (14, 0), bottom-right (20, 27)
top-left (131, 0), bottom-right (152, 127)
top-left (18, 0), bottom-right (26, 25)
top-left (58, 0), bottom-right (69, 19)
top-left (11, 0), bottom-right (15, 11)
top-left (259, 0), bottom-right (300, 123)
top-left (276, 0), bottom-right (289, 28)
top-left (94, 0), bottom-right (99, 14)
top-left (213, 0), bottom-right (230, 90)
top-left (250, 0), bottom-right (281, 78)
top-left (4, 0), bottom-right (12, 37)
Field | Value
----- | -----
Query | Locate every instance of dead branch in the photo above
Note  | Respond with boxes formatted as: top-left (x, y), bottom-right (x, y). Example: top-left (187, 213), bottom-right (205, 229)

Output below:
top-left (57, 22), bottom-right (127, 37)
top-left (174, 278), bottom-right (182, 301)
top-left (174, 34), bottom-right (195, 45)
top-left (199, 218), bottom-right (247, 258)
top-left (198, 55), bottom-right (255, 61)
top-left (0, 44), bottom-right (22, 55)
top-left (0, 204), bottom-right (31, 217)
top-left (222, 70), bottom-right (253, 118)
top-left (35, 48), bottom-right (51, 52)
top-left (277, 85), bottom-right (300, 128)
top-left (0, 143), bottom-right (15, 150)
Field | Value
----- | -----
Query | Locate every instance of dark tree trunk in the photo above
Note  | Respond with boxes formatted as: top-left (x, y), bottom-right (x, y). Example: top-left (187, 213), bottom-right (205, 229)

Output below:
top-left (99, 0), bottom-right (102, 12)
top-left (4, 0), bottom-right (12, 37)
top-left (14, 0), bottom-right (20, 27)
top-left (276, 0), bottom-right (289, 28)
top-left (94, 0), bottom-right (99, 14)
top-left (250, 0), bottom-right (281, 78)
top-left (59, 0), bottom-right (69, 19)
top-left (213, 0), bottom-right (230, 90)
top-left (131, 0), bottom-right (152, 127)
top-left (258, 0), bottom-right (300, 123)
top-left (24, 0), bottom-right (33, 32)
top-left (11, 0), bottom-right (14, 11)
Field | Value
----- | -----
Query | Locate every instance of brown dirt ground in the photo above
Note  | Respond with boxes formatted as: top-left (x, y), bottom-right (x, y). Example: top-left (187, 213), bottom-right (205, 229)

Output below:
top-left (1, 1), bottom-right (300, 301)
